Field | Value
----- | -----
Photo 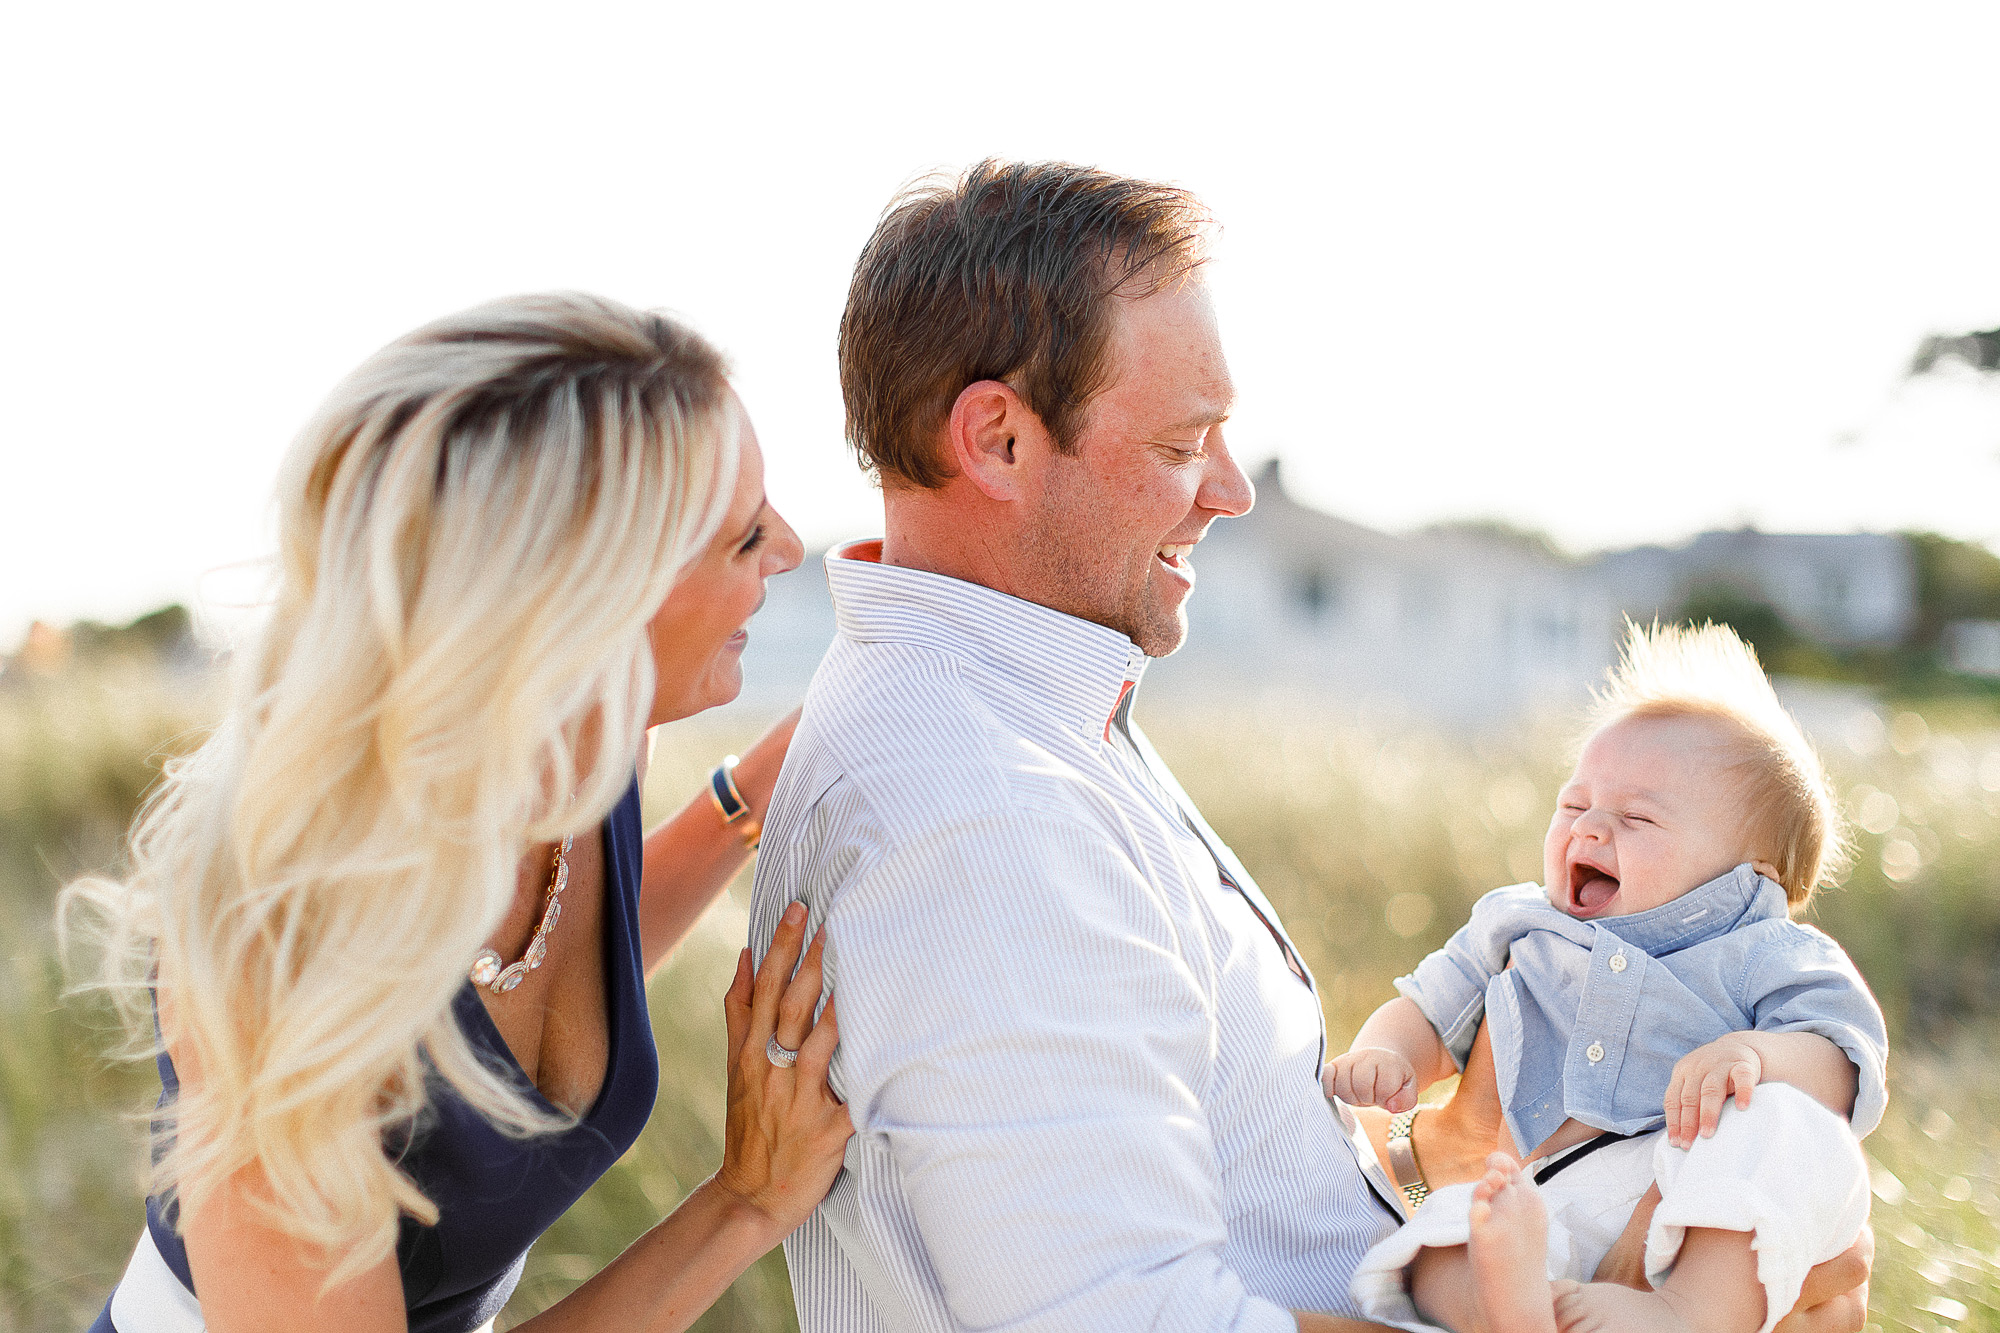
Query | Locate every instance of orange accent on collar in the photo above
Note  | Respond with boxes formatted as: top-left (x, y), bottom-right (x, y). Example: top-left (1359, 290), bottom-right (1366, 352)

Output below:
top-left (831, 537), bottom-right (885, 563)
top-left (1104, 680), bottom-right (1135, 741)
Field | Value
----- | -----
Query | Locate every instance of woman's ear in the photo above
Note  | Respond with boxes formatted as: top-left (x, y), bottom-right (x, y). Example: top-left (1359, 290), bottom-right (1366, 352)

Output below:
top-left (945, 380), bottom-right (1047, 501)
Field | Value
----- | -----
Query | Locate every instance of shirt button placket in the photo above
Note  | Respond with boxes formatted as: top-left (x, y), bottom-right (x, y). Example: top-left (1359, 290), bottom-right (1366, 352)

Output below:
top-left (1584, 949), bottom-right (1626, 1072)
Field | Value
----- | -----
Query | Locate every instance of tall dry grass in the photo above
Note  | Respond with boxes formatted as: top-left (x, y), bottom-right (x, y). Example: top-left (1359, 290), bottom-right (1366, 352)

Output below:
top-left (0, 659), bottom-right (220, 1329)
top-left (5, 668), bottom-right (1996, 1331)
top-left (1146, 693), bottom-right (2000, 1333)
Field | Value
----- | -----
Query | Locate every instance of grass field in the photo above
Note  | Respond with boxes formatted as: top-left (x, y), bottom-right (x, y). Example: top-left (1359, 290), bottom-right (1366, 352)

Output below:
top-left (3, 664), bottom-right (1995, 1332)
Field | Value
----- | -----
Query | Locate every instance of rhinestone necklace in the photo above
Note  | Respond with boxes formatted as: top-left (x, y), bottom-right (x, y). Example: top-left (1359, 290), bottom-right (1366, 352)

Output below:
top-left (470, 834), bottom-right (573, 994)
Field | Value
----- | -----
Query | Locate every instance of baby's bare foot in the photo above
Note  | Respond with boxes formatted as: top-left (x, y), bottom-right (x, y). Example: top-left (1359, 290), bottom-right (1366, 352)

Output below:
top-left (1552, 1282), bottom-right (1694, 1333)
top-left (1466, 1154), bottom-right (1558, 1333)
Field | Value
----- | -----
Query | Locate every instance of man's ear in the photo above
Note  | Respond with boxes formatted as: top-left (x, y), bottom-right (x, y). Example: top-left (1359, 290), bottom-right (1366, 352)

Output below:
top-left (945, 380), bottom-right (1046, 501)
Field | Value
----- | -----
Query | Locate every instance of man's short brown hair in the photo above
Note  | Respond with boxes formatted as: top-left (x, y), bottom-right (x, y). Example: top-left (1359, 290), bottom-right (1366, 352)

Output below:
top-left (839, 159), bottom-right (1213, 489)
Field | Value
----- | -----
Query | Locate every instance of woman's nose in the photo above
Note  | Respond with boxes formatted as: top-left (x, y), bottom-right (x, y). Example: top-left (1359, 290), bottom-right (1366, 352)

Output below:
top-left (767, 506), bottom-right (805, 576)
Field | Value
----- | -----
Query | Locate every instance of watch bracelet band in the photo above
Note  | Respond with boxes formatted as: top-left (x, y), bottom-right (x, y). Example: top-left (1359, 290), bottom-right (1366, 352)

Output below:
top-left (708, 756), bottom-right (762, 849)
top-left (1385, 1107), bottom-right (1430, 1211)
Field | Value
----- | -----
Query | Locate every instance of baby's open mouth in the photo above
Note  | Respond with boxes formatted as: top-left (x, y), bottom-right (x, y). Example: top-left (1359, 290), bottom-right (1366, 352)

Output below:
top-left (1568, 861), bottom-right (1620, 915)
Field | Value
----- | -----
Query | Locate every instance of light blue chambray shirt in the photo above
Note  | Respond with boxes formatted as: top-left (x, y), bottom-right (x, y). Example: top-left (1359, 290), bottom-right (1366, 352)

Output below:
top-left (749, 543), bottom-right (1407, 1333)
top-left (1396, 866), bottom-right (1889, 1157)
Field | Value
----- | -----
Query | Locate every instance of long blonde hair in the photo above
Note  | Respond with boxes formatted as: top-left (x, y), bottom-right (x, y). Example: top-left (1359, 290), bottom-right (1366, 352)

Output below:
top-left (61, 292), bottom-right (740, 1280)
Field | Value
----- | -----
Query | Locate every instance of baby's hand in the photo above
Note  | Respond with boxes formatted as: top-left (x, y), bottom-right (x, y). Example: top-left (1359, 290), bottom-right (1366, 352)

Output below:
top-left (1665, 1033), bottom-right (1763, 1148)
top-left (1324, 1047), bottom-right (1418, 1112)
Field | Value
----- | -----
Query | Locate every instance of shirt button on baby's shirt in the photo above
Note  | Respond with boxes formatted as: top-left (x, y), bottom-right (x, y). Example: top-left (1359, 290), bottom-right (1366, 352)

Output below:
top-left (1586, 1042), bottom-right (1605, 1064)
top-left (1608, 952), bottom-right (1628, 973)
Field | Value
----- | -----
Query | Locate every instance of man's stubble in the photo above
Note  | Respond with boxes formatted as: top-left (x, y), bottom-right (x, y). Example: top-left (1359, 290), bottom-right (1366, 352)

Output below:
top-left (1015, 458), bottom-right (1189, 660)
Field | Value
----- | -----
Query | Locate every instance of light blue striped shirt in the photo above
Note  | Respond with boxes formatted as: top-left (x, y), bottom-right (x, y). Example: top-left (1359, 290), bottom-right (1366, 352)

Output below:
top-left (750, 542), bottom-right (1404, 1333)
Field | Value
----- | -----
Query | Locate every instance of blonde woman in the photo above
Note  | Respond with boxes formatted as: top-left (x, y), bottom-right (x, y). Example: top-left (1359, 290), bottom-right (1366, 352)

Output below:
top-left (64, 293), bottom-right (852, 1332)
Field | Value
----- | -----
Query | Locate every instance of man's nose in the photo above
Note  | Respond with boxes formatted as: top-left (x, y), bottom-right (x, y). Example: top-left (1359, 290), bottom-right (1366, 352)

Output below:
top-left (1197, 426), bottom-right (1254, 518)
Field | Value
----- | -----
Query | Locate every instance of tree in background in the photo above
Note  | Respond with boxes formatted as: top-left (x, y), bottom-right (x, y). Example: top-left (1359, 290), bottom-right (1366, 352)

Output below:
top-left (1906, 535), bottom-right (2000, 654)
top-left (1674, 539), bottom-right (2000, 697)
top-left (1909, 326), bottom-right (2000, 376)
top-left (1674, 582), bottom-right (1846, 680)
top-left (1668, 328), bottom-right (2000, 694)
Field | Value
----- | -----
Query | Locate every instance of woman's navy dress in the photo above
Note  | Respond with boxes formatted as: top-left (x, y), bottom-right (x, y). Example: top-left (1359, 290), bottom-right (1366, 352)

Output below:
top-left (93, 781), bottom-right (660, 1332)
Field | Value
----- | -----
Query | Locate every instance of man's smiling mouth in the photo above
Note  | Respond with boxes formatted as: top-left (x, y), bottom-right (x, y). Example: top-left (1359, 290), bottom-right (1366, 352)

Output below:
top-left (1156, 543), bottom-right (1193, 570)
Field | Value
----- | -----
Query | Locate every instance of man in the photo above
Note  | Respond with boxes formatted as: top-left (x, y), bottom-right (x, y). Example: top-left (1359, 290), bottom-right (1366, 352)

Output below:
top-left (749, 160), bottom-right (1869, 1332)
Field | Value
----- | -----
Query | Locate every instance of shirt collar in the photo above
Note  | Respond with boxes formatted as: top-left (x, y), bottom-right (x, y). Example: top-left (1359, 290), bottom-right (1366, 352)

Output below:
top-left (1596, 862), bottom-right (1789, 954)
top-left (824, 539), bottom-right (1147, 742)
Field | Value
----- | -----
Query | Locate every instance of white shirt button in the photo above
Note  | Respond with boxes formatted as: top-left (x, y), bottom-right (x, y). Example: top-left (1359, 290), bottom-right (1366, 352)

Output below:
top-left (1608, 952), bottom-right (1628, 973)
top-left (1586, 1041), bottom-right (1606, 1064)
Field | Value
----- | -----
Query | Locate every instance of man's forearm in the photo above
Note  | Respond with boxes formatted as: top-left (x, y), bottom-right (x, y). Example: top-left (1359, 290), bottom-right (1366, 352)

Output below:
top-left (1295, 1313), bottom-right (1401, 1332)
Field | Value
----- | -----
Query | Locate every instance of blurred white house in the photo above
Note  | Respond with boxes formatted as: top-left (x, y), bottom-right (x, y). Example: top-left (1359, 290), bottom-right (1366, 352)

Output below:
top-left (1945, 620), bottom-right (2000, 677)
top-left (728, 460), bottom-right (1920, 727)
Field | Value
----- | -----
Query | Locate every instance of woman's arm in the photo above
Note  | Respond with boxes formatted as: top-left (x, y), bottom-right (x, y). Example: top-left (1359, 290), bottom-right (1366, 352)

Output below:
top-left (518, 902), bottom-right (852, 1333)
top-left (182, 1175), bottom-right (409, 1332)
top-left (181, 904), bottom-right (848, 1333)
top-left (167, 965), bottom-right (410, 1333)
top-left (637, 708), bottom-right (799, 976)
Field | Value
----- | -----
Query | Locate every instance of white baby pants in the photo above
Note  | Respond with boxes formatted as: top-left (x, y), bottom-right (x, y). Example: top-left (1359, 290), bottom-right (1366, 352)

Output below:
top-left (1350, 1083), bottom-right (1870, 1333)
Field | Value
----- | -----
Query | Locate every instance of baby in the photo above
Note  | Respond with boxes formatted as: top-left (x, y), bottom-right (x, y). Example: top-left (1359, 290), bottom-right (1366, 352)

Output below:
top-left (1330, 623), bottom-right (1887, 1333)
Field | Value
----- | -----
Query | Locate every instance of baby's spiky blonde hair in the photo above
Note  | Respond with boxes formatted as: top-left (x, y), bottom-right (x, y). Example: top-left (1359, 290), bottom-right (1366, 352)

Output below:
top-left (1587, 620), bottom-right (1849, 907)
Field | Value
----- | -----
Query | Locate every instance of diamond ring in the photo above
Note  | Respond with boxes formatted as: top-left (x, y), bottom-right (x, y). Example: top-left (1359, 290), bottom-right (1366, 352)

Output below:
top-left (766, 1035), bottom-right (799, 1068)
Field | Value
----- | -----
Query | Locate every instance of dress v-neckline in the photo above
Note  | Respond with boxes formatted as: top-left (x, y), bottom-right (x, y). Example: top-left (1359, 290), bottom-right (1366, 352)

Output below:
top-left (458, 811), bottom-right (626, 1127)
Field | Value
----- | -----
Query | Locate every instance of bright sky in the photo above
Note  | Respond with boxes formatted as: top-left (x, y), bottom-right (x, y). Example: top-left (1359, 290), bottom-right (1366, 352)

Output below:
top-left (6, 2), bottom-right (1999, 646)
